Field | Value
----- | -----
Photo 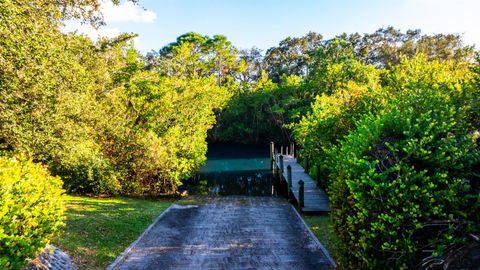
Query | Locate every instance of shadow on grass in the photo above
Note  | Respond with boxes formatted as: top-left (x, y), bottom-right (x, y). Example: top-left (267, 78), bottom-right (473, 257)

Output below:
top-left (53, 195), bottom-right (172, 270)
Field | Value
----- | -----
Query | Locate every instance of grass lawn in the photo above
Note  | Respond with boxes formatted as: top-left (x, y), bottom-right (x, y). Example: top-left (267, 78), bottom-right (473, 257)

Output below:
top-left (52, 195), bottom-right (172, 270)
top-left (302, 214), bottom-right (340, 261)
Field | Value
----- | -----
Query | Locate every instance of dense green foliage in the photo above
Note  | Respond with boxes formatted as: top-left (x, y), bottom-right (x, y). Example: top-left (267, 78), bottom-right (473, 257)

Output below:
top-left (210, 29), bottom-right (474, 145)
top-left (0, 156), bottom-right (65, 269)
top-left (212, 74), bottom-right (306, 143)
top-left (295, 55), bottom-right (479, 268)
top-left (1, 0), bottom-right (116, 194)
top-left (0, 1), bottom-right (230, 195)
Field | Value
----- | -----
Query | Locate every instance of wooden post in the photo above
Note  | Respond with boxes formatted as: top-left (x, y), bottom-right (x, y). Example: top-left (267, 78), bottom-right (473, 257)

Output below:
top-left (287, 165), bottom-right (292, 197)
top-left (270, 142), bottom-right (275, 171)
top-left (270, 142), bottom-right (274, 161)
top-left (291, 143), bottom-right (295, 157)
top-left (274, 151), bottom-right (278, 176)
top-left (275, 151), bottom-right (280, 185)
top-left (280, 146), bottom-right (283, 155)
top-left (286, 146), bottom-right (289, 157)
top-left (298, 180), bottom-right (305, 208)
top-left (316, 164), bottom-right (321, 187)
top-left (279, 155), bottom-right (284, 177)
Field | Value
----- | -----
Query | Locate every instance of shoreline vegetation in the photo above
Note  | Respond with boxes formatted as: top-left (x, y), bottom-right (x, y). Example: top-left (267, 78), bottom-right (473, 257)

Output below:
top-left (1, 1), bottom-right (478, 269)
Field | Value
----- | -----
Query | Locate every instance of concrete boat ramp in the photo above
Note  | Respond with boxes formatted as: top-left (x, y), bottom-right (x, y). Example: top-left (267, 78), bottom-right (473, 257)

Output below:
top-left (108, 197), bottom-right (335, 270)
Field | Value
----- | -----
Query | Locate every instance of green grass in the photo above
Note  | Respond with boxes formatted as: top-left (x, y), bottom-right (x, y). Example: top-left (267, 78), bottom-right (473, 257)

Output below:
top-left (302, 214), bottom-right (340, 261)
top-left (52, 195), bottom-right (172, 270)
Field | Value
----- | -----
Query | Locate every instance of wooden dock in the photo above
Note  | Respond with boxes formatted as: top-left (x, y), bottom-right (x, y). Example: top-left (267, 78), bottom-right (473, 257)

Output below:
top-left (274, 153), bottom-right (330, 213)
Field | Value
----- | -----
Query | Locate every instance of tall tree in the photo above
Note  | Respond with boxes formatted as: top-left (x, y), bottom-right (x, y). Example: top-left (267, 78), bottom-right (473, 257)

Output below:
top-left (264, 32), bottom-right (323, 82)
top-left (147, 32), bottom-right (238, 85)
top-left (343, 27), bottom-right (476, 67)
top-left (234, 47), bottom-right (263, 92)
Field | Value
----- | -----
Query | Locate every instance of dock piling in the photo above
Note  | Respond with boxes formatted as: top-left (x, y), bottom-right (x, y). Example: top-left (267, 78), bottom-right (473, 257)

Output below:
top-left (298, 180), bottom-right (305, 208)
top-left (273, 153), bottom-right (330, 213)
top-left (270, 142), bottom-right (274, 160)
top-left (279, 155), bottom-right (284, 175)
top-left (303, 156), bottom-right (309, 173)
top-left (287, 165), bottom-right (292, 197)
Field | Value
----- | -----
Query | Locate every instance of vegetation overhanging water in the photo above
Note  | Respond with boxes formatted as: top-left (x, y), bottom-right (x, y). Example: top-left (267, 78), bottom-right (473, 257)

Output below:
top-left (189, 144), bottom-right (274, 196)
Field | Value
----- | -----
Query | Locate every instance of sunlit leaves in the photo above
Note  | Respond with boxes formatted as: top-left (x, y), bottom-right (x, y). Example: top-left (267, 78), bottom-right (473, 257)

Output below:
top-left (313, 56), bottom-right (480, 269)
top-left (0, 156), bottom-right (65, 269)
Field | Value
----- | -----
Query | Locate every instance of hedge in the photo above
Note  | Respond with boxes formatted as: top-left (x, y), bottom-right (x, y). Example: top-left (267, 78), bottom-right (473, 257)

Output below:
top-left (0, 156), bottom-right (66, 269)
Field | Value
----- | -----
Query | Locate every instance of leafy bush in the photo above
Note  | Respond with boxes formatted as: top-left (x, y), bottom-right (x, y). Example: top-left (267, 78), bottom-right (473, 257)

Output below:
top-left (293, 81), bottom-right (385, 188)
top-left (327, 112), bottom-right (478, 268)
top-left (325, 56), bottom-right (480, 269)
top-left (0, 156), bottom-right (65, 269)
top-left (50, 141), bottom-right (120, 195)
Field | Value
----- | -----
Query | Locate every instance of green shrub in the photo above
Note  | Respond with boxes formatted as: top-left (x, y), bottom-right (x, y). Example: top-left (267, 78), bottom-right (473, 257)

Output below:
top-left (293, 81), bottom-right (385, 188)
top-left (326, 96), bottom-right (479, 268)
top-left (50, 141), bottom-right (120, 195)
top-left (0, 156), bottom-right (66, 269)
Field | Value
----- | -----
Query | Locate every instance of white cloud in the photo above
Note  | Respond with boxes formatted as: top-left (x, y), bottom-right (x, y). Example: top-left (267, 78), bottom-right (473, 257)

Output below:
top-left (66, 24), bottom-right (121, 41)
top-left (102, 1), bottom-right (157, 23)
top-left (61, 1), bottom-right (153, 45)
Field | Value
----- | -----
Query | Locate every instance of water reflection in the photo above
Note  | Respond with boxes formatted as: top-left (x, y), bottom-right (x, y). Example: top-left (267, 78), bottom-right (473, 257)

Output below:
top-left (200, 158), bottom-right (270, 173)
top-left (196, 169), bottom-right (273, 196)
top-left (191, 145), bottom-right (275, 196)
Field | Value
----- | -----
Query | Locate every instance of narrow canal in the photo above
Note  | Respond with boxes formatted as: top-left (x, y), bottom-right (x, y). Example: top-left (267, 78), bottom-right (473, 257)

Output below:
top-left (188, 143), bottom-right (276, 196)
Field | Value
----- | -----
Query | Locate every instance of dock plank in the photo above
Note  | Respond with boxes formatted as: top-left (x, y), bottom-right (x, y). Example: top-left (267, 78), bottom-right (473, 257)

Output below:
top-left (274, 154), bottom-right (330, 213)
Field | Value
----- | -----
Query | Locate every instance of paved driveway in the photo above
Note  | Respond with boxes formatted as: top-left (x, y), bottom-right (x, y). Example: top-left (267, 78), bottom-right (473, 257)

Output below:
top-left (108, 197), bottom-right (335, 270)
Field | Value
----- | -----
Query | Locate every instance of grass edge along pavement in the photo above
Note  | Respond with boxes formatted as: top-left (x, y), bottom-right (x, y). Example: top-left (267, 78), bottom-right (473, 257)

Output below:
top-left (53, 195), bottom-right (338, 269)
top-left (302, 214), bottom-right (340, 262)
top-left (107, 197), bottom-right (336, 269)
top-left (52, 195), bottom-right (172, 270)
top-left (106, 204), bottom-right (176, 270)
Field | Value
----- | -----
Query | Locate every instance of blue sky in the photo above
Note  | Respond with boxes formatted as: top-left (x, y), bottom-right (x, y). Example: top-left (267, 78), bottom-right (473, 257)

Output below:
top-left (66, 0), bottom-right (480, 54)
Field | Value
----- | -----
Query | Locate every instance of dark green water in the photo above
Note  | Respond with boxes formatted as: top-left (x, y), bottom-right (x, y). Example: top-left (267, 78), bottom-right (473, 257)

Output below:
top-left (190, 144), bottom-right (274, 196)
